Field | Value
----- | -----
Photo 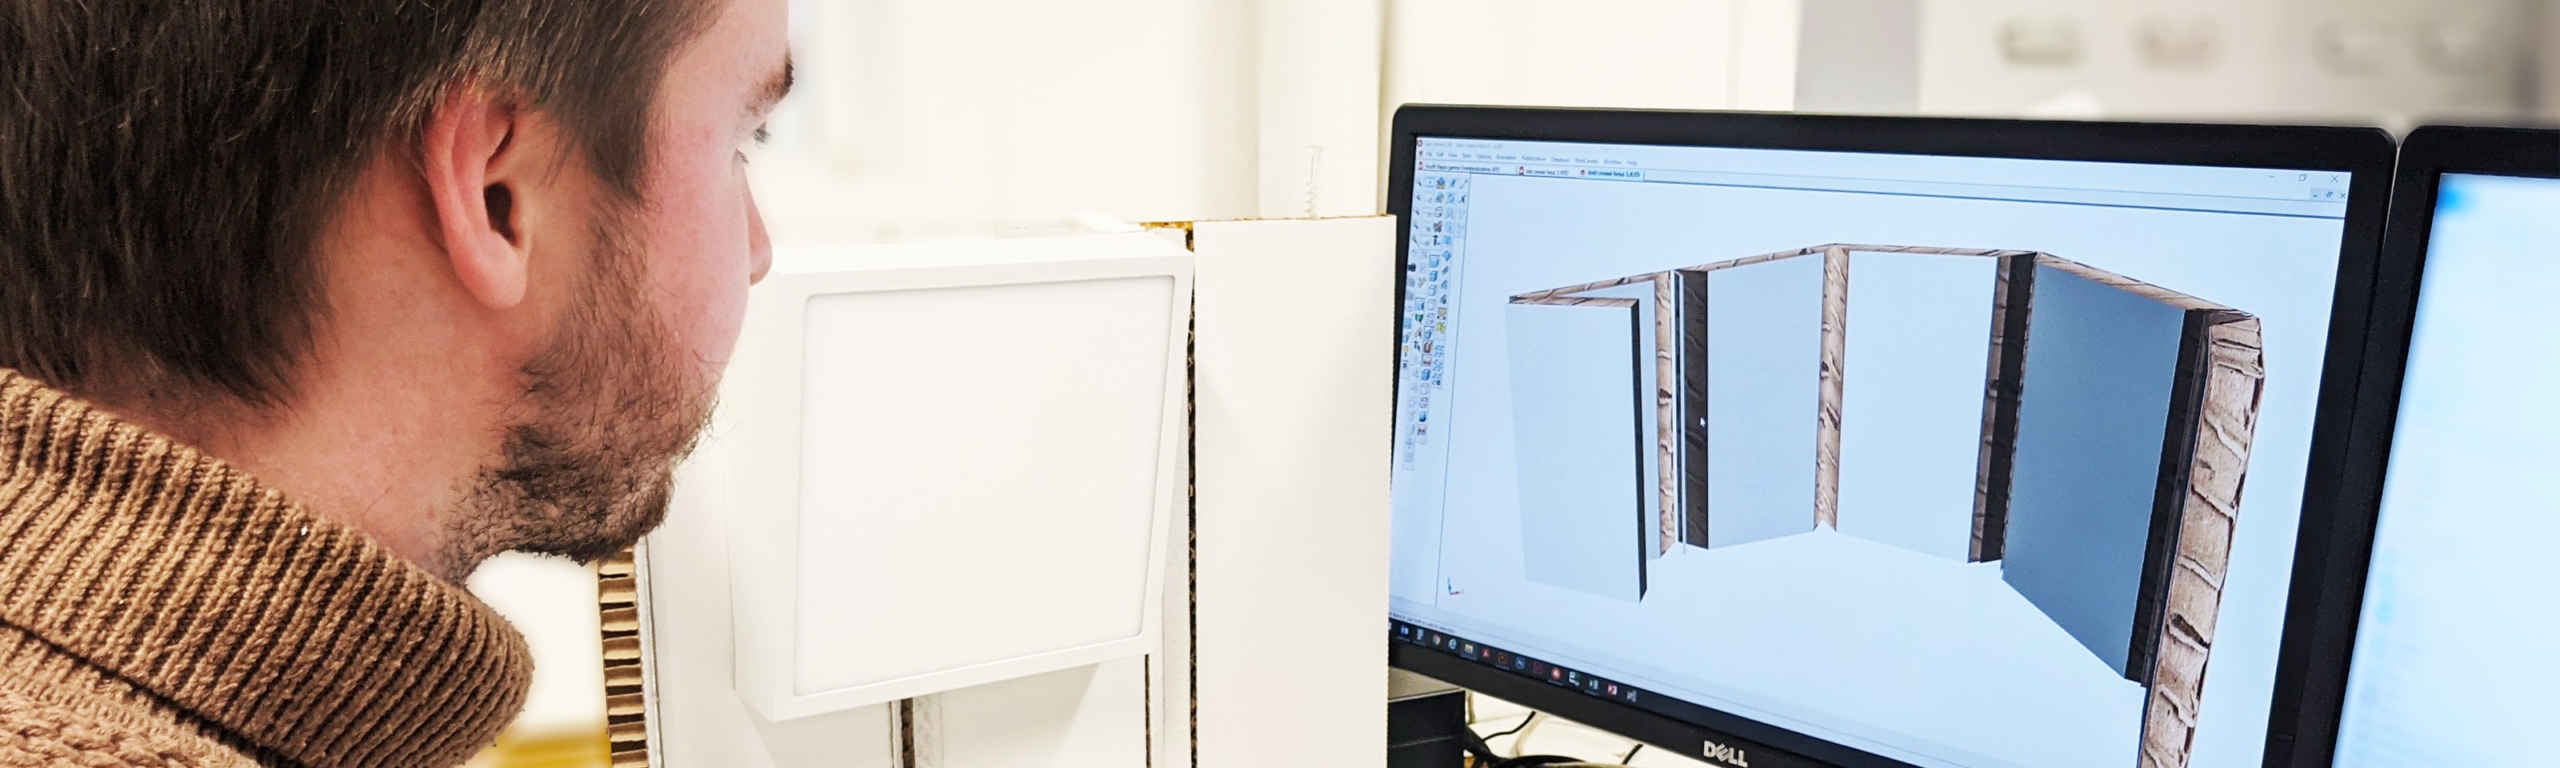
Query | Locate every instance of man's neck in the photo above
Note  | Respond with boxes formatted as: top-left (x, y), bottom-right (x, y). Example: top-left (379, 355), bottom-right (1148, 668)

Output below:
top-left (81, 365), bottom-right (508, 581)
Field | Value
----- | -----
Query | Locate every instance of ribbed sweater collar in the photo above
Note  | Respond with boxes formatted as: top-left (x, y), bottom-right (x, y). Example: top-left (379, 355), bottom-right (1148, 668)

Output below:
top-left (0, 370), bottom-right (531, 767)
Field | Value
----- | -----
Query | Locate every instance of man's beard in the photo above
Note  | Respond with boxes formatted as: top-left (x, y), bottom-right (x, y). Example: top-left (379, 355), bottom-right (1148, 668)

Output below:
top-left (437, 205), bottom-right (716, 577)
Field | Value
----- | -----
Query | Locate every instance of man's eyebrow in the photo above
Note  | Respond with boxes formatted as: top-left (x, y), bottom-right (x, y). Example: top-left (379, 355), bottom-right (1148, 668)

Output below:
top-left (749, 54), bottom-right (795, 118)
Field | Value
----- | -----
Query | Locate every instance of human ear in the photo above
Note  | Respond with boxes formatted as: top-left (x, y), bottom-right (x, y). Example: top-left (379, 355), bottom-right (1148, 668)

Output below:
top-left (422, 85), bottom-right (530, 310)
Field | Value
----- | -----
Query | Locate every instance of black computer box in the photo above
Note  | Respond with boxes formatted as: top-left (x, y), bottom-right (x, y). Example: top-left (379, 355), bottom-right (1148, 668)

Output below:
top-left (1389, 669), bottom-right (1469, 768)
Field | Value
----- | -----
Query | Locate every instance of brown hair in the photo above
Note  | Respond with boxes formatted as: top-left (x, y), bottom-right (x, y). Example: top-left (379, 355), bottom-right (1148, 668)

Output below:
top-left (0, 0), bottom-right (714, 406)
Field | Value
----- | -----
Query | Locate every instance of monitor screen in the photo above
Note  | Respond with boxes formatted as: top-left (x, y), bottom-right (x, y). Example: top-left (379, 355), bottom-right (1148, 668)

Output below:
top-left (2331, 173), bottom-right (2560, 767)
top-left (1390, 136), bottom-right (2357, 767)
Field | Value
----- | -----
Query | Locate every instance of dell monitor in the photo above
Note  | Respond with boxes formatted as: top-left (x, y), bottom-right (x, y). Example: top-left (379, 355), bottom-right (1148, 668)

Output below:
top-left (1384, 106), bottom-right (2393, 768)
top-left (2269, 125), bottom-right (2560, 768)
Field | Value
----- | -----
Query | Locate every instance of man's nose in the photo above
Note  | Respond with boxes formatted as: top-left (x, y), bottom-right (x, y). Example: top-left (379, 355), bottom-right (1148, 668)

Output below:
top-left (746, 185), bottom-right (772, 285)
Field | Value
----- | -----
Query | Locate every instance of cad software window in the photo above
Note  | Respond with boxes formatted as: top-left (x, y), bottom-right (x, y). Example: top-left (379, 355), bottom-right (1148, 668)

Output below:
top-left (1390, 137), bottom-right (2352, 768)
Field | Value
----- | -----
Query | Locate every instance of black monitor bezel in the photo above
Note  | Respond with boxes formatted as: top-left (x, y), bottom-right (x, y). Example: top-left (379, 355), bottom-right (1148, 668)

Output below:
top-left (2261, 125), bottom-right (2560, 768)
top-left (1382, 105), bottom-right (2398, 768)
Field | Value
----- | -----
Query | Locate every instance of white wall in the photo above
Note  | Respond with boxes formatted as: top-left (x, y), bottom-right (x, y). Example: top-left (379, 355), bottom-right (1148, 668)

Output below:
top-left (743, 0), bottom-right (1805, 249)
top-left (724, 0), bottom-right (2554, 248)
top-left (1916, 0), bottom-right (2535, 122)
top-left (1258, 0), bottom-right (1387, 219)
top-left (751, 0), bottom-right (1260, 244)
top-left (1384, 0), bottom-right (1801, 113)
top-left (468, 553), bottom-right (607, 736)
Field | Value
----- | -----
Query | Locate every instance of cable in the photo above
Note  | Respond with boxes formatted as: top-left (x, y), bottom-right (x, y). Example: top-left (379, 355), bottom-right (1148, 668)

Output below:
top-left (1456, 710), bottom-right (1501, 765)
top-left (1453, 707), bottom-right (1643, 768)
top-left (1507, 711), bottom-right (1551, 758)
top-left (1457, 716), bottom-right (1579, 768)
top-left (1479, 713), bottom-right (1538, 741)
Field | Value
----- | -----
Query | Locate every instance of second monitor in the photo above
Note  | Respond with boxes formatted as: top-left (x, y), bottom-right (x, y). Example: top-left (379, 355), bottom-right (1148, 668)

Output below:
top-left (2271, 125), bottom-right (2560, 768)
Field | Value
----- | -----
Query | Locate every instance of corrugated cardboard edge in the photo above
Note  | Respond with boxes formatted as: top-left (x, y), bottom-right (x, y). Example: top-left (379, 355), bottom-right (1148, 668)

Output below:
top-left (598, 549), bottom-right (651, 768)
top-left (2137, 316), bottom-right (2262, 768)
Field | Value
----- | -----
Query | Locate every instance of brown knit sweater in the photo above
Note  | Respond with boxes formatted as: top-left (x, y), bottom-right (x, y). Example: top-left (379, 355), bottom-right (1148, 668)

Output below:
top-left (0, 370), bottom-right (532, 767)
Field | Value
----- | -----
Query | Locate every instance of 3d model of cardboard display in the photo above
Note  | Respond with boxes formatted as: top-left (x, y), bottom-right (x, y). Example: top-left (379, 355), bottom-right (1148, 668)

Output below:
top-left (1506, 244), bottom-right (2264, 768)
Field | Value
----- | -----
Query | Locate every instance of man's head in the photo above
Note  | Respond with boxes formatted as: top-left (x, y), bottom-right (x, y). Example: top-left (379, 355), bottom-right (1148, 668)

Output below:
top-left (0, 0), bottom-right (790, 578)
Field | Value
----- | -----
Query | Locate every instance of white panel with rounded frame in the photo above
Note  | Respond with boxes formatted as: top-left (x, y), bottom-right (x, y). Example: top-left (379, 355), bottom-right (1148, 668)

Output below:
top-left (721, 233), bottom-right (1193, 722)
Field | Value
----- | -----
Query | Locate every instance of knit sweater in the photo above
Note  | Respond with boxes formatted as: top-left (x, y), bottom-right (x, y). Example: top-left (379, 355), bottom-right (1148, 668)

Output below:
top-left (0, 370), bottom-right (532, 767)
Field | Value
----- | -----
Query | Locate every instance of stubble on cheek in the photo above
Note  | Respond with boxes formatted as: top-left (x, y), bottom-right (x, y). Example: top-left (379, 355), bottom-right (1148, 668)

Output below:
top-left (435, 202), bottom-right (719, 578)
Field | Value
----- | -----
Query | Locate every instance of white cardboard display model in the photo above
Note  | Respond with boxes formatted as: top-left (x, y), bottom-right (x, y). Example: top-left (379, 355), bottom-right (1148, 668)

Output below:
top-left (723, 233), bottom-right (1192, 721)
top-left (1189, 218), bottom-right (1395, 768)
top-left (612, 218), bottom-right (1393, 768)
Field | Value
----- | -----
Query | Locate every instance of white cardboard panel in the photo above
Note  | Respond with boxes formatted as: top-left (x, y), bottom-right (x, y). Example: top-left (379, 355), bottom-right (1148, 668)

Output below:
top-left (635, 221), bottom-right (1391, 767)
top-left (726, 235), bottom-right (1192, 720)
top-left (1567, 282), bottom-right (1668, 564)
top-left (1704, 256), bottom-right (1826, 548)
top-left (1192, 216), bottom-right (1397, 768)
top-left (923, 657), bottom-right (1151, 768)
top-left (638, 436), bottom-right (898, 768)
top-left (1835, 252), bottom-right (1999, 562)
top-left (1505, 302), bottom-right (1648, 602)
top-left (1150, 472), bottom-right (1192, 768)
top-left (636, 233), bottom-right (1192, 767)
top-left (790, 276), bottom-right (1176, 695)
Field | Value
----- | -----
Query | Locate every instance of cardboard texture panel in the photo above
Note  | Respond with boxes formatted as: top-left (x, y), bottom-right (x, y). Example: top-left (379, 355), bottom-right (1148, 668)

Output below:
top-left (597, 552), bottom-right (650, 768)
top-left (1972, 256), bottom-right (2035, 563)
top-left (1502, 245), bottom-right (2261, 768)
top-left (1814, 246), bottom-right (1850, 530)
top-left (2135, 315), bottom-right (2263, 768)
top-left (1651, 276), bottom-right (1681, 554)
